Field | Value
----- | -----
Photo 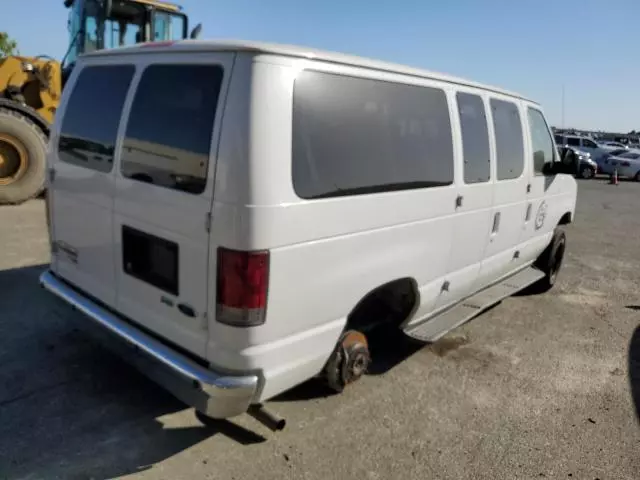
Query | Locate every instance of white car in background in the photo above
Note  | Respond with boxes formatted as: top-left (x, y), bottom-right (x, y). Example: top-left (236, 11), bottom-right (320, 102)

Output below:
top-left (599, 141), bottom-right (629, 150)
top-left (597, 148), bottom-right (628, 174)
top-left (604, 150), bottom-right (640, 180)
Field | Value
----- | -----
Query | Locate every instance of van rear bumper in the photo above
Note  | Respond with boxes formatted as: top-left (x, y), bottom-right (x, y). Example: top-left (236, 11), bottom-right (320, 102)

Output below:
top-left (39, 270), bottom-right (258, 419)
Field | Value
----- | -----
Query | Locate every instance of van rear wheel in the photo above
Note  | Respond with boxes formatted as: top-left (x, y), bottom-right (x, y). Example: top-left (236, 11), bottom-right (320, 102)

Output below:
top-left (0, 109), bottom-right (47, 205)
top-left (532, 228), bottom-right (566, 293)
top-left (323, 330), bottom-right (371, 393)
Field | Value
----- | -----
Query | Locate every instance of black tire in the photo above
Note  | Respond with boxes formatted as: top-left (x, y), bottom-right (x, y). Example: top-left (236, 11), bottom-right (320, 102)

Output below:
top-left (532, 228), bottom-right (566, 293)
top-left (579, 165), bottom-right (595, 179)
top-left (0, 108), bottom-right (48, 205)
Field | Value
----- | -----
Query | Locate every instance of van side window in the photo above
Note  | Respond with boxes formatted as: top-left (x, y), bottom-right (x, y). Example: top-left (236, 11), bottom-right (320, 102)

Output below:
top-left (292, 70), bottom-right (454, 199)
top-left (566, 137), bottom-right (580, 147)
top-left (58, 65), bottom-right (134, 172)
top-left (490, 98), bottom-right (524, 180)
top-left (527, 107), bottom-right (555, 175)
top-left (121, 64), bottom-right (224, 194)
top-left (456, 92), bottom-right (490, 183)
top-left (582, 139), bottom-right (598, 149)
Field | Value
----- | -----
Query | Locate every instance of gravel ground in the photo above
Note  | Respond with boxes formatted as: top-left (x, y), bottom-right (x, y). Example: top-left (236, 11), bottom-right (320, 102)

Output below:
top-left (1, 178), bottom-right (639, 480)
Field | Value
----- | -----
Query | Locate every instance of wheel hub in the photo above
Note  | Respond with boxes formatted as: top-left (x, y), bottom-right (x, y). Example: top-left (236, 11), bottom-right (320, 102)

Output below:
top-left (0, 134), bottom-right (28, 186)
top-left (325, 330), bottom-right (371, 392)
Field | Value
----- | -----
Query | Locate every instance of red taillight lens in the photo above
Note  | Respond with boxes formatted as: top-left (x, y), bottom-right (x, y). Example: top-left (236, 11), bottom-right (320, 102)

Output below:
top-left (216, 248), bottom-right (269, 327)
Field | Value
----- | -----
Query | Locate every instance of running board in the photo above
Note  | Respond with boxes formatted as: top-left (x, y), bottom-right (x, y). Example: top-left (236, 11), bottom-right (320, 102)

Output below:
top-left (403, 267), bottom-right (545, 343)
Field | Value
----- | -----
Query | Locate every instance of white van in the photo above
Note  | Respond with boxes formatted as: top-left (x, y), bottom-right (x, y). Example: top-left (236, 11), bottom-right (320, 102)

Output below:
top-left (40, 40), bottom-right (577, 428)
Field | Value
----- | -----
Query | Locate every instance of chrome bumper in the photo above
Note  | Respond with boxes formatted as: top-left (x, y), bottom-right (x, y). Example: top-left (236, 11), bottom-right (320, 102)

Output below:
top-left (39, 270), bottom-right (258, 419)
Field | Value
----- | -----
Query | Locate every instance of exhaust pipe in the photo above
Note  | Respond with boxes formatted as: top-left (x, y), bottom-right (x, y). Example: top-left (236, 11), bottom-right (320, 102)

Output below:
top-left (247, 404), bottom-right (286, 431)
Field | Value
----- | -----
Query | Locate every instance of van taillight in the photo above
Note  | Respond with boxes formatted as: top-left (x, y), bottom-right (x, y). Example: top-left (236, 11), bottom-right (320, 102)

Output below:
top-left (216, 248), bottom-right (269, 327)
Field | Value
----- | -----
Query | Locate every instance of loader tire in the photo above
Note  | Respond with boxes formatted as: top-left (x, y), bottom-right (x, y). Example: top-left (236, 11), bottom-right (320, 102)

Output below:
top-left (0, 108), bottom-right (48, 205)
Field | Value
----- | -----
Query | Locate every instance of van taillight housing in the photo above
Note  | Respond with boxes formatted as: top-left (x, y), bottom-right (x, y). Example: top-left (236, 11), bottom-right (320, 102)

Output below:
top-left (216, 248), bottom-right (269, 327)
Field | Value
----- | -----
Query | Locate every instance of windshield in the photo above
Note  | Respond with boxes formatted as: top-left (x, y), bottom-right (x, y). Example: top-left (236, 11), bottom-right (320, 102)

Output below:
top-left (84, 0), bottom-right (146, 53)
top-left (65, 0), bottom-right (85, 66)
top-left (153, 10), bottom-right (187, 41)
top-left (66, 0), bottom-right (187, 63)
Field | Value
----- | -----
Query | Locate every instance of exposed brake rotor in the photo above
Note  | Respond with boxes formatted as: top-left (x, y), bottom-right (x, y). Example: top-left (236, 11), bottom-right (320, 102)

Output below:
top-left (325, 330), bottom-right (371, 393)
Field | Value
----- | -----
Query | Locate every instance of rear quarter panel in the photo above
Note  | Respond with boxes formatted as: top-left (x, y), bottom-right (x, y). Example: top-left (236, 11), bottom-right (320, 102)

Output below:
top-left (208, 55), bottom-right (459, 399)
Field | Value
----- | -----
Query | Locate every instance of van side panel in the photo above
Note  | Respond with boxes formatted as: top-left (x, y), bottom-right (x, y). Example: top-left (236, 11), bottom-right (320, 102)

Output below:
top-left (209, 56), bottom-right (460, 400)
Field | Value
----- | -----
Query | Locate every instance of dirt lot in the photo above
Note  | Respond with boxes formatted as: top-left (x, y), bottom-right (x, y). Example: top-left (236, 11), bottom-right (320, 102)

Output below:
top-left (1, 179), bottom-right (639, 480)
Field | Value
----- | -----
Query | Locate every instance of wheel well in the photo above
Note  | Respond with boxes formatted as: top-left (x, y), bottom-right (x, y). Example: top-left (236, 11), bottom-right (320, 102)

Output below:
top-left (558, 212), bottom-right (572, 225)
top-left (0, 100), bottom-right (50, 136)
top-left (346, 278), bottom-right (420, 332)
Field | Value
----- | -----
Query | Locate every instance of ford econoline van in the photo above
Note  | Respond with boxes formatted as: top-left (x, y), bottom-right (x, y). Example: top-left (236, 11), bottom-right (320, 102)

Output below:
top-left (40, 40), bottom-right (577, 427)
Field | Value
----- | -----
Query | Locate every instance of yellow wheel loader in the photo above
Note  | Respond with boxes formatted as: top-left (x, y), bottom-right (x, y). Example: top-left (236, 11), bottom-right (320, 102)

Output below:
top-left (0, 0), bottom-right (201, 205)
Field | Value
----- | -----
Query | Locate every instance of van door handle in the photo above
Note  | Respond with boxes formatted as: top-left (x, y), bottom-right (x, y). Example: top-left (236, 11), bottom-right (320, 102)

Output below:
top-left (491, 212), bottom-right (501, 234)
top-left (177, 303), bottom-right (196, 318)
top-left (455, 195), bottom-right (463, 208)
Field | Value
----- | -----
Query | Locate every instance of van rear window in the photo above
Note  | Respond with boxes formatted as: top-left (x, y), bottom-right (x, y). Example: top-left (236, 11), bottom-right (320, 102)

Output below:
top-left (58, 65), bottom-right (135, 172)
top-left (292, 70), bottom-right (454, 199)
top-left (121, 64), bottom-right (224, 194)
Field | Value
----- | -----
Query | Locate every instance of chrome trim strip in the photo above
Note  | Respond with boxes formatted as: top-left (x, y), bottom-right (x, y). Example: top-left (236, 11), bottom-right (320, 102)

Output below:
top-left (39, 270), bottom-right (258, 417)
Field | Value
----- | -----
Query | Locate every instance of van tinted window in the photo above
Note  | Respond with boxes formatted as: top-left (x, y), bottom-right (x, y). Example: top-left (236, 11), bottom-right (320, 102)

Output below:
top-left (457, 92), bottom-right (490, 183)
top-left (292, 70), bottom-right (454, 199)
top-left (121, 64), bottom-right (223, 194)
top-left (490, 98), bottom-right (524, 180)
top-left (566, 137), bottom-right (580, 147)
top-left (527, 108), bottom-right (555, 175)
top-left (58, 65), bottom-right (134, 172)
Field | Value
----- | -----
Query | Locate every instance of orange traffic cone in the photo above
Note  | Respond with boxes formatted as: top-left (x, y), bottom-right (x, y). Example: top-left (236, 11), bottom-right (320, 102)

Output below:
top-left (610, 168), bottom-right (619, 185)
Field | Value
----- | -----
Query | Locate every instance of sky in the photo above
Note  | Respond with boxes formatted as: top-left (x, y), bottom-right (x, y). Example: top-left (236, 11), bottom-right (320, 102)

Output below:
top-left (3, 0), bottom-right (639, 133)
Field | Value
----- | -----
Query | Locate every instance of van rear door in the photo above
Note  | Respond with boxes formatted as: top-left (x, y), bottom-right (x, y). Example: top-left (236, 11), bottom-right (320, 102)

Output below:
top-left (49, 63), bottom-right (135, 305)
top-left (113, 54), bottom-right (233, 359)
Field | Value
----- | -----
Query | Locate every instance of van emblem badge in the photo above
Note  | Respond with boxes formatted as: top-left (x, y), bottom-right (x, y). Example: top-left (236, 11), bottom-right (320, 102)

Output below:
top-left (535, 201), bottom-right (547, 230)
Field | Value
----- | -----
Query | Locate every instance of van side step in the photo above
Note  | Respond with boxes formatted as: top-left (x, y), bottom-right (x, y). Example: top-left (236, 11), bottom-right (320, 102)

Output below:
top-left (403, 267), bottom-right (545, 343)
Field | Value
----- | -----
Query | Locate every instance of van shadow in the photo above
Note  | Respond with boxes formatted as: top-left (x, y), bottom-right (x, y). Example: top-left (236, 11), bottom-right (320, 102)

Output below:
top-left (0, 264), bottom-right (265, 480)
top-left (628, 323), bottom-right (640, 425)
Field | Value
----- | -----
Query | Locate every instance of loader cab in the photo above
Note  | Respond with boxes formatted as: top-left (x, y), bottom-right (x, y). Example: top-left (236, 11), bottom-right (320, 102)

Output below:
top-left (63, 0), bottom-right (190, 71)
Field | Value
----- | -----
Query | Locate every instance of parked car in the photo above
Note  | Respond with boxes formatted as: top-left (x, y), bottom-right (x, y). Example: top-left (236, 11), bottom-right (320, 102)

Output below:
top-left (598, 148), bottom-right (628, 174)
top-left (556, 146), bottom-right (597, 179)
top-left (604, 150), bottom-right (640, 180)
top-left (40, 40), bottom-right (578, 426)
top-left (554, 134), bottom-right (612, 163)
top-left (600, 141), bottom-right (628, 150)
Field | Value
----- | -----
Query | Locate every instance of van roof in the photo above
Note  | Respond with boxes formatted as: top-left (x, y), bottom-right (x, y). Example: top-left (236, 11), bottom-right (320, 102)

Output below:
top-left (83, 39), bottom-right (536, 104)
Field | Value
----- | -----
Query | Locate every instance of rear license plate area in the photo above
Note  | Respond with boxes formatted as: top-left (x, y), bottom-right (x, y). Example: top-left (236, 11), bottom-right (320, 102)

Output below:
top-left (122, 225), bottom-right (179, 296)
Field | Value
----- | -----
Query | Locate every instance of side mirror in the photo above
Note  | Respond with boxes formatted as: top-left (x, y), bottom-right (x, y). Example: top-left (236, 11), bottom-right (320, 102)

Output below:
top-left (190, 23), bottom-right (203, 39)
top-left (543, 148), bottom-right (578, 176)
